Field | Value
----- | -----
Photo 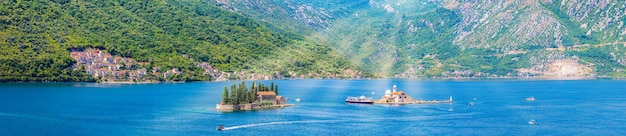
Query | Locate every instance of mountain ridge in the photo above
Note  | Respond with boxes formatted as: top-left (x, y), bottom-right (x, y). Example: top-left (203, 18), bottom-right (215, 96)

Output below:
top-left (213, 0), bottom-right (626, 79)
top-left (2, 0), bottom-right (625, 82)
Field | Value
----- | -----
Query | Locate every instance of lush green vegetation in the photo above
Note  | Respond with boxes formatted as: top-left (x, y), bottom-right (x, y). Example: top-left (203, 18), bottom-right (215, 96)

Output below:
top-left (0, 0), bottom-right (361, 82)
top-left (226, 0), bottom-right (626, 78)
top-left (221, 82), bottom-right (278, 105)
top-left (3, 0), bottom-right (625, 81)
top-left (566, 45), bottom-right (626, 76)
top-left (393, 8), bottom-right (462, 74)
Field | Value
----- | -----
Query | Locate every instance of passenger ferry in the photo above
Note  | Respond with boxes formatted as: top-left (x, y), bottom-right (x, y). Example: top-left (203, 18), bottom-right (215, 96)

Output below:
top-left (345, 95), bottom-right (374, 104)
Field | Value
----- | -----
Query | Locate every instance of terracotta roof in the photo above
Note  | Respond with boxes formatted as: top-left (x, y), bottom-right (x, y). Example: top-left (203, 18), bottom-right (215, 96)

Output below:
top-left (392, 91), bottom-right (406, 95)
top-left (257, 91), bottom-right (276, 96)
top-left (276, 96), bottom-right (283, 100)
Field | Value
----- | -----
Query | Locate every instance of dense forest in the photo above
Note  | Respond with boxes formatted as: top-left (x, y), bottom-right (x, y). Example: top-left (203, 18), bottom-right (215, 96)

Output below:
top-left (0, 0), bottom-right (362, 82)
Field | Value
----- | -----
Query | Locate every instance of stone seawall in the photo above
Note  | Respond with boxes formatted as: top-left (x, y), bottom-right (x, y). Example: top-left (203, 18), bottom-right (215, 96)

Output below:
top-left (215, 104), bottom-right (295, 112)
top-left (215, 103), bottom-right (261, 111)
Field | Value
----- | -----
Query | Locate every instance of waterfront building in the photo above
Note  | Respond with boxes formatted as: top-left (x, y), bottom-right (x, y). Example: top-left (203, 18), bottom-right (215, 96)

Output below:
top-left (376, 85), bottom-right (415, 104)
top-left (257, 91), bottom-right (286, 105)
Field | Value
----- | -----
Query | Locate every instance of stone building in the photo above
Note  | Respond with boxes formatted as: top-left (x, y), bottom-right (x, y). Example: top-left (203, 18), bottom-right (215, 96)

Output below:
top-left (257, 91), bottom-right (286, 105)
top-left (376, 85), bottom-right (415, 103)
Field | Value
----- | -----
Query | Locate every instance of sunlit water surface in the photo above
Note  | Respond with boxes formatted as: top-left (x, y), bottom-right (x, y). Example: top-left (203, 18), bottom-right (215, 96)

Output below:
top-left (1, 79), bottom-right (625, 135)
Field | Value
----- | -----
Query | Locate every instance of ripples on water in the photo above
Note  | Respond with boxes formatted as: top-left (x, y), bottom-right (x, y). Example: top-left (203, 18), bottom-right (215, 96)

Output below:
top-left (1, 80), bottom-right (625, 135)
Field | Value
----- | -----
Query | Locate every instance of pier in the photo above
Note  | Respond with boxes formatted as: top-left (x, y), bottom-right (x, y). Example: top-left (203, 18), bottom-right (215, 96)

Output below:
top-left (374, 96), bottom-right (453, 104)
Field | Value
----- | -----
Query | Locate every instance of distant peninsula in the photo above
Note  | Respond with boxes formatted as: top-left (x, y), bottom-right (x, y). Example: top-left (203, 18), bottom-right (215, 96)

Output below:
top-left (216, 82), bottom-right (293, 112)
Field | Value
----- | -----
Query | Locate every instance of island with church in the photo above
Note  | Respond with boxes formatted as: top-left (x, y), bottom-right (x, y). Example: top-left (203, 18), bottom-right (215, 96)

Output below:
top-left (215, 82), bottom-right (294, 112)
top-left (374, 85), bottom-right (453, 104)
top-left (346, 85), bottom-right (453, 105)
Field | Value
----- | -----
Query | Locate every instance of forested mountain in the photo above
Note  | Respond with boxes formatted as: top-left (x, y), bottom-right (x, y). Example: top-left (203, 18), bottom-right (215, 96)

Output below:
top-left (2, 0), bottom-right (625, 82)
top-left (213, 0), bottom-right (626, 79)
top-left (0, 0), bottom-right (364, 82)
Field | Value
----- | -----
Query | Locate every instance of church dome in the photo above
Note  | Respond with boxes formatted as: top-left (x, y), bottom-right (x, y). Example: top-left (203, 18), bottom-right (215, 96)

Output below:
top-left (385, 89), bottom-right (392, 95)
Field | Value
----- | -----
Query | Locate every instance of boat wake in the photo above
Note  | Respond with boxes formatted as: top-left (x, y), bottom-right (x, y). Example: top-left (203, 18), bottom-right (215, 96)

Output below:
top-left (220, 112), bottom-right (477, 131)
top-left (221, 120), bottom-right (343, 131)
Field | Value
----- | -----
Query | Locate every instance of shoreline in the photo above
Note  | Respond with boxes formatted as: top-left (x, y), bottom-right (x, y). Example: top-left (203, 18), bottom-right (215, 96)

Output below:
top-left (216, 104), bottom-right (295, 112)
top-left (98, 81), bottom-right (165, 84)
top-left (373, 100), bottom-right (453, 105)
top-left (3, 76), bottom-right (625, 83)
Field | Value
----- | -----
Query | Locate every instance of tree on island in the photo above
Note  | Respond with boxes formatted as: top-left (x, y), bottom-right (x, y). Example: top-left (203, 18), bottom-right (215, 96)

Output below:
top-left (249, 82), bottom-right (257, 103)
top-left (240, 82), bottom-right (249, 104)
top-left (229, 84), bottom-right (237, 105)
top-left (220, 81), bottom-right (280, 105)
top-left (222, 87), bottom-right (229, 104)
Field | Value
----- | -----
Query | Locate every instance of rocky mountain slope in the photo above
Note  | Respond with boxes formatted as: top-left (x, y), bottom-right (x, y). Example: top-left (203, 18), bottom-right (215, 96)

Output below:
top-left (213, 0), bottom-right (626, 79)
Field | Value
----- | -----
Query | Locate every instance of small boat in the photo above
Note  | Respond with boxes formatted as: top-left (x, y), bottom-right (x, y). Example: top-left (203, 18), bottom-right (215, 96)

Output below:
top-left (468, 102), bottom-right (474, 106)
top-left (525, 96), bottom-right (535, 101)
top-left (528, 119), bottom-right (536, 125)
top-left (295, 98), bottom-right (301, 102)
top-left (216, 125), bottom-right (224, 131)
top-left (345, 95), bottom-right (374, 104)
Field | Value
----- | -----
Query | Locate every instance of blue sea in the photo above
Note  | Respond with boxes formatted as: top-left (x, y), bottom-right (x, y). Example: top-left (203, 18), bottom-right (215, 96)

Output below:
top-left (1, 79), bottom-right (625, 135)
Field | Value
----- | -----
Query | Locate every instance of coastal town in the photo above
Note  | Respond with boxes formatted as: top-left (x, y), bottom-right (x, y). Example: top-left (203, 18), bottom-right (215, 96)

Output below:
top-left (70, 48), bottom-right (150, 82)
top-left (70, 48), bottom-right (222, 82)
top-left (69, 48), bottom-right (336, 82)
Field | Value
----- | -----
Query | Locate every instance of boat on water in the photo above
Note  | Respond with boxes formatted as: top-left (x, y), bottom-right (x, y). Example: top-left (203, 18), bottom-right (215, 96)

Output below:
top-left (525, 96), bottom-right (535, 101)
top-left (346, 95), bottom-right (374, 104)
top-left (216, 125), bottom-right (224, 131)
top-left (528, 119), bottom-right (536, 125)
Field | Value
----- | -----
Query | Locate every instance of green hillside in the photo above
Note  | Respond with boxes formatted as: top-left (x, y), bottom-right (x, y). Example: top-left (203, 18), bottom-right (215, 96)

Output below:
top-left (0, 0), bottom-right (362, 82)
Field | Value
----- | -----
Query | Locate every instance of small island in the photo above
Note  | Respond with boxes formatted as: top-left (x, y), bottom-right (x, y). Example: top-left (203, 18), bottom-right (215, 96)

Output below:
top-left (215, 82), bottom-right (293, 112)
top-left (374, 85), bottom-right (453, 104)
top-left (345, 85), bottom-right (453, 105)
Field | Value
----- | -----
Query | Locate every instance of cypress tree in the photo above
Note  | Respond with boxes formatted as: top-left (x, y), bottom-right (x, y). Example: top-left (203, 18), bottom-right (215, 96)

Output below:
top-left (250, 82), bottom-right (256, 103)
top-left (231, 84), bottom-right (238, 105)
top-left (249, 90), bottom-right (255, 103)
top-left (239, 84), bottom-right (244, 104)
top-left (253, 82), bottom-right (259, 102)
top-left (246, 84), bottom-right (253, 103)
top-left (270, 82), bottom-right (274, 92)
top-left (275, 85), bottom-right (278, 95)
top-left (239, 81), bottom-right (247, 104)
top-left (236, 84), bottom-right (242, 104)
top-left (243, 83), bottom-right (247, 103)
top-left (251, 82), bottom-right (256, 93)
top-left (222, 87), bottom-right (229, 104)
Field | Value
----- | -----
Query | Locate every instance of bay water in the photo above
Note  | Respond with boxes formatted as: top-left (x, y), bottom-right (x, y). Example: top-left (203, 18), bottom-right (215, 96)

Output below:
top-left (1, 79), bottom-right (625, 135)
